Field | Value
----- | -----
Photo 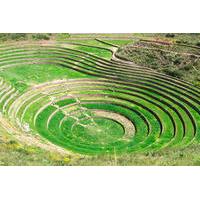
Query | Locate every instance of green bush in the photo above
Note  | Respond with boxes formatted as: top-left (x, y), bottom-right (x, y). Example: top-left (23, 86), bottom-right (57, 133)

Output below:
top-left (176, 39), bottom-right (189, 44)
top-left (173, 57), bottom-right (182, 65)
top-left (10, 33), bottom-right (27, 40)
top-left (0, 33), bottom-right (8, 41)
top-left (0, 33), bottom-right (27, 41)
top-left (196, 41), bottom-right (200, 47)
top-left (162, 68), bottom-right (182, 78)
top-left (32, 34), bottom-right (50, 40)
top-left (165, 33), bottom-right (175, 38)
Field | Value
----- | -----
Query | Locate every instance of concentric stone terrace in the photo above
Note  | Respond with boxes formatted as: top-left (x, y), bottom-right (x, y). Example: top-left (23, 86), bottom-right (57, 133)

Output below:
top-left (0, 41), bottom-right (200, 154)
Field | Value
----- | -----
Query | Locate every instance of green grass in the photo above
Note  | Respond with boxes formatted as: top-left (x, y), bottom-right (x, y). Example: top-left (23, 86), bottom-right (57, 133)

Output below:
top-left (100, 39), bottom-right (134, 46)
top-left (0, 64), bottom-right (91, 92)
top-left (74, 45), bottom-right (113, 59)
top-left (70, 117), bottom-right (125, 143)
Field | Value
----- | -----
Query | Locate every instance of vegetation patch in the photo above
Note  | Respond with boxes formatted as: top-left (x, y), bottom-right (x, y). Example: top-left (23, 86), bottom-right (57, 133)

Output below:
top-left (116, 35), bottom-right (200, 86)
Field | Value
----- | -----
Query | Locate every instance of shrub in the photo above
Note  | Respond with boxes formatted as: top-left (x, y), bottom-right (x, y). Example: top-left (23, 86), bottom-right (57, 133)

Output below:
top-left (32, 34), bottom-right (50, 40)
top-left (176, 39), bottom-right (189, 44)
top-left (9, 33), bottom-right (27, 40)
top-left (182, 65), bottom-right (191, 71)
top-left (196, 41), bottom-right (200, 47)
top-left (0, 33), bottom-right (27, 41)
top-left (162, 68), bottom-right (182, 78)
top-left (0, 33), bottom-right (8, 41)
top-left (173, 58), bottom-right (182, 65)
top-left (165, 33), bottom-right (175, 38)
